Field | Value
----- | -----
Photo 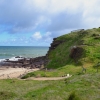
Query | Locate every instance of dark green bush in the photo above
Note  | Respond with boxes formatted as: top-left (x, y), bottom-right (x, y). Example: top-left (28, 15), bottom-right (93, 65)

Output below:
top-left (68, 92), bottom-right (80, 100)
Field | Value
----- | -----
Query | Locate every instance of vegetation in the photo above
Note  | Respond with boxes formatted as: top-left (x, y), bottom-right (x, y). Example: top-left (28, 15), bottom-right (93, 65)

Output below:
top-left (47, 28), bottom-right (100, 68)
top-left (1, 28), bottom-right (100, 100)
top-left (22, 64), bottom-right (97, 78)
top-left (0, 91), bottom-right (16, 100)
top-left (22, 28), bottom-right (100, 78)
top-left (0, 72), bottom-right (100, 100)
top-left (68, 92), bottom-right (80, 100)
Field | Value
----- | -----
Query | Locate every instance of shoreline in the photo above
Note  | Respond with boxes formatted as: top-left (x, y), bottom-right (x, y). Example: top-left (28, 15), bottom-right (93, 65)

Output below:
top-left (0, 55), bottom-right (47, 69)
top-left (0, 56), bottom-right (47, 79)
top-left (0, 67), bottom-right (39, 79)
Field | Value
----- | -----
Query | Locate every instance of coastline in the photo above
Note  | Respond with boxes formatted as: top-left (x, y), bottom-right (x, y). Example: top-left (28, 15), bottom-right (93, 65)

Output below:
top-left (0, 55), bottom-right (48, 79)
top-left (0, 46), bottom-right (49, 79)
top-left (0, 67), bottom-right (39, 79)
top-left (0, 56), bottom-right (47, 68)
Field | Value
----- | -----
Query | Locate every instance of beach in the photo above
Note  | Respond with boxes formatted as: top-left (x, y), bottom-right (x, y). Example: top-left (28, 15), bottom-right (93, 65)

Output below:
top-left (0, 46), bottom-right (49, 80)
top-left (0, 46), bottom-right (49, 79)
top-left (0, 67), bottom-right (39, 79)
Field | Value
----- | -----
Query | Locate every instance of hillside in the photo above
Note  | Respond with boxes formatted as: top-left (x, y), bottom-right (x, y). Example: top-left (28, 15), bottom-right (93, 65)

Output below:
top-left (22, 27), bottom-right (100, 78)
top-left (0, 28), bottom-right (100, 100)
top-left (46, 28), bottom-right (100, 69)
top-left (0, 73), bottom-right (100, 100)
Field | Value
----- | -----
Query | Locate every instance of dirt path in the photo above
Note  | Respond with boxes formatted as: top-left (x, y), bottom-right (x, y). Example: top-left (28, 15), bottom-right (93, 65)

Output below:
top-left (0, 67), bottom-right (72, 80)
top-left (27, 75), bottom-right (72, 81)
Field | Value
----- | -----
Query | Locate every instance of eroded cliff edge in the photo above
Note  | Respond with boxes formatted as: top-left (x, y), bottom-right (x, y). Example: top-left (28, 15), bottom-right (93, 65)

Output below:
top-left (45, 28), bottom-right (100, 68)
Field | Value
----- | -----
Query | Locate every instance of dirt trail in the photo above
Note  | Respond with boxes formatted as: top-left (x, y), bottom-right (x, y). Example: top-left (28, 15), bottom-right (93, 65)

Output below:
top-left (0, 67), bottom-right (72, 80)
top-left (27, 75), bottom-right (72, 81)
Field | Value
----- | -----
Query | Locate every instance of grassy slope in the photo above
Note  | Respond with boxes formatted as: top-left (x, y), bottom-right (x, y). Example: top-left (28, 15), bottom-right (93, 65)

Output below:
top-left (0, 73), bottom-right (100, 100)
top-left (47, 28), bottom-right (100, 68)
top-left (0, 28), bottom-right (100, 100)
top-left (22, 28), bottom-right (100, 78)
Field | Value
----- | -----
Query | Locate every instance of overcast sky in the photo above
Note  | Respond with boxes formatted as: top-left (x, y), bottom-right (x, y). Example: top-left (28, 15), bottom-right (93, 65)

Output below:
top-left (0, 0), bottom-right (100, 46)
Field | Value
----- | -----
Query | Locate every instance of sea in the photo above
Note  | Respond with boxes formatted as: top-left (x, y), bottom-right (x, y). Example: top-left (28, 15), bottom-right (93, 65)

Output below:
top-left (0, 46), bottom-right (49, 62)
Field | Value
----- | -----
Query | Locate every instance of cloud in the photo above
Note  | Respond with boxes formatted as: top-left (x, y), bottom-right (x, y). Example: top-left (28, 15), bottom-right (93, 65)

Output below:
top-left (32, 32), bottom-right (42, 40)
top-left (0, 0), bottom-right (100, 46)
top-left (82, 0), bottom-right (100, 28)
top-left (0, 0), bottom-right (40, 33)
top-left (31, 31), bottom-right (53, 45)
top-left (0, 0), bottom-right (87, 34)
top-left (43, 32), bottom-right (53, 42)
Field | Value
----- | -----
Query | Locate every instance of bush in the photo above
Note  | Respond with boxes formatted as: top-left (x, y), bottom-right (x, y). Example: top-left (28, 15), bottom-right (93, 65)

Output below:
top-left (21, 73), bottom-right (35, 79)
top-left (68, 92), bottom-right (80, 100)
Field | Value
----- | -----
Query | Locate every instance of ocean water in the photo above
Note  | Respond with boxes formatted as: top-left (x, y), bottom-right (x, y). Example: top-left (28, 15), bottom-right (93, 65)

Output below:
top-left (0, 46), bottom-right (49, 60)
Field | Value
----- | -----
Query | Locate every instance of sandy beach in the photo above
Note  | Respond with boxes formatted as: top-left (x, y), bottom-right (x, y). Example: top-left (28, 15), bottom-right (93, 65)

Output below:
top-left (0, 67), bottom-right (39, 79)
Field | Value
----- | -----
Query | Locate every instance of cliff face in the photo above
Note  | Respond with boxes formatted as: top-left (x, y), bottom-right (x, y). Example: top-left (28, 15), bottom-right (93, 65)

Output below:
top-left (47, 38), bottom-right (65, 55)
top-left (46, 37), bottom-right (84, 68)
top-left (45, 28), bottom-right (100, 68)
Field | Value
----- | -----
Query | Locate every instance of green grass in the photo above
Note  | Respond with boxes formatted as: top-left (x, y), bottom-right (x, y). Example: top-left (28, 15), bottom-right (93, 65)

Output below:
top-left (21, 65), bottom-right (81, 78)
top-left (46, 28), bottom-right (100, 68)
top-left (1, 28), bottom-right (100, 100)
top-left (0, 91), bottom-right (16, 100)
top-left (0, 72), bottom-right (100, 100)
top-left (22, 62), bottom-right (98, 79)
top-left (67, 92), bottom-right (80, 100)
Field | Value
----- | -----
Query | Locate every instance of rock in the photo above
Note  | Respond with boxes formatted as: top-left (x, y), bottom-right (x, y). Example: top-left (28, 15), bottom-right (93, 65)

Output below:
top-left (2, 56), bottom-right (48, 69)
top-left (69, 46), bottom-right (84, 62)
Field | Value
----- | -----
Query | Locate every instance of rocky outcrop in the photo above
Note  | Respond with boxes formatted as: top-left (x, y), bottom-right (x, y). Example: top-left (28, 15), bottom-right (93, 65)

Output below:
top-left (47, 38), bottom-right (65, 55)
top-left (69, 46), bottom-right (84, 62)
top-left (2, 56), bottom-right (47, 69)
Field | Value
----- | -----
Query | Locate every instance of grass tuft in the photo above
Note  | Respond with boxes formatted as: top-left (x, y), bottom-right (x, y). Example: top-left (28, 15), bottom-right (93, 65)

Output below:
top-left (0, 91), bottom-right (16, 100)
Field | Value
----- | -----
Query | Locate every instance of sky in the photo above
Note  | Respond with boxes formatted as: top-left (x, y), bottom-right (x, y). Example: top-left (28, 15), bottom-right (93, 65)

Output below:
top-left (0, 0), bottom-right (100, 46)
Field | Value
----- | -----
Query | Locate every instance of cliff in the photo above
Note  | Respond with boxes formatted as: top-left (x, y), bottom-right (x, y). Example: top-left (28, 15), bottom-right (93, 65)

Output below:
top-left (45, 28), bottom-right (100, 68)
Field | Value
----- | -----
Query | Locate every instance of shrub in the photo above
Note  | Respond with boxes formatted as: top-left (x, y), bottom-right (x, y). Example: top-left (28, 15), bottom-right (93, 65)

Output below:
top-left (68, 92), bottom-right (80, 100)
